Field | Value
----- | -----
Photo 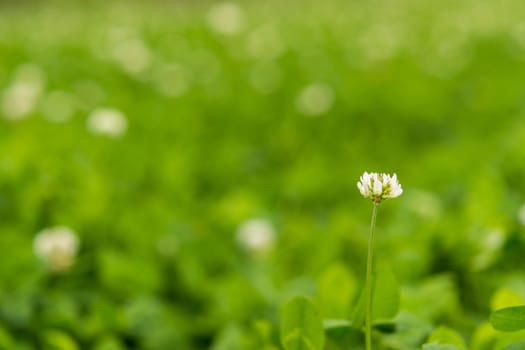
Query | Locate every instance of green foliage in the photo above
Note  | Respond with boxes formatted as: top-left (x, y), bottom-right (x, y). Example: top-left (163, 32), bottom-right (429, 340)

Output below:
top-left (323, 319), bottom-right (362, 349)
top-left (316, 262), bottom-right (357, 319)
top-left (401, 274), bottom-right (461, 323)
top-left (471, 322), bottom-right (498, 350)
top-left (379, 312), bottom-right (433, 349)
top-left (422, 344), bottom-right (464, 350)
top-left (41, 330), bottom-right (79, 350)
top-left (92, 336), bottom-right (125, 350)
top-left (351, 266), bottom-right (400, 327)
top-left (280, 296), bottom-right (324, 350)
top-left (0, 326), bottom-right (14, 349)
top-left (505, 342), bottom-right (525, 350)
top-left (491, 306), bottom-right (525, 332)
top-left (491, 288), bottom-right (524, 311)
top-left (425, 326), bottom-right (466, 349)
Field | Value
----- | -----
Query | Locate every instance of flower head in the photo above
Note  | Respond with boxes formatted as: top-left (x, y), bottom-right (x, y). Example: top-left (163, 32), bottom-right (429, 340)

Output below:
top-left (295, 83), bottom-right (335, 116)
top-left (2, 64), bottom-right (45, 121)
top-left (207, 2), bottom-right (245, 35)
top-left (87, 107), bottom-right (128, 138)
top-left (357, 172), bottom-right (403, 203)
top-left (236, 218), bottom-right (276, 256)
top-left (33, 226), bottom-right (80, 273)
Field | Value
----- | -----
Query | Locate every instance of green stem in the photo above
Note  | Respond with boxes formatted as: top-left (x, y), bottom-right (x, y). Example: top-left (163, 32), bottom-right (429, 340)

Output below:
top-left (364, 202), bottom-right (378, 350)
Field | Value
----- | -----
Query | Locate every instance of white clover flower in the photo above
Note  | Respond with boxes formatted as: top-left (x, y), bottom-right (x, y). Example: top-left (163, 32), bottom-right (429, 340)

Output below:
top-left (111, 37), bottom-right (152, 75)
top-left (236, 218), bottom-right (276, 256)
top-left (206, 2), bottom-right (245, 35)
top-left (33, 226), bottom-right (80, 273)
top-left (295, 83), bottom-right (335, 116)
top-left (357, 172), bottom-right (403, 203)
top-left (2, 64), bottom-right (45, 120)
top-left (86, 107), bottom-right (128, 138)
top-left (471, 228), bottom-right (506, 271)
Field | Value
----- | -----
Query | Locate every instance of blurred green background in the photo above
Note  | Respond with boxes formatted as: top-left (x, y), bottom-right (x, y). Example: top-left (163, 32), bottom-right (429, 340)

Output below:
top-left (2, 0), bottom-right (525, 349)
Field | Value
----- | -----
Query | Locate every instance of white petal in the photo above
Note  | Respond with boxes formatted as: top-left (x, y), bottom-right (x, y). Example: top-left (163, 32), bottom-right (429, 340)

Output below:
top-left (373, 179), bottom-right (382, 195)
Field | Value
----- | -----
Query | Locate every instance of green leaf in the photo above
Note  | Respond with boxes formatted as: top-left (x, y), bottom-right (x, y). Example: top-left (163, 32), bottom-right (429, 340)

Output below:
top-left (426, 326), bottom-right (466, 349)
top-left (402, 274), bottom-right (459, 322)
top-left (505, 342), bottom-right (525, 350)
top-left (373, 320), bottom-right (396, 333)
top-left (470, 322), bottom-right (498, 350)
top-left (41, 330), bottom-right (79, 350)
top-left (493, 329), bottom-right (525, 350)
top-left (212, 324), bottom-right (243, 350)
top-left (491, 306), bottom-right (525, 332)
top-left (0, 325), bottom-right (13, 348)
top-left (491, 288), bottom-right (524, 311)
top-left (92, 335), bottom-right (125, 350)
top-left (380, 312), bottom-right (433, 348)
top-left (323, 319), bottom-right (362, 348)
top-left (317, 262), bottom-right (357, 319)
top-left (280, 296), bottom-right (325, 350)
top-left (350, 266), bottom-right (400, 328)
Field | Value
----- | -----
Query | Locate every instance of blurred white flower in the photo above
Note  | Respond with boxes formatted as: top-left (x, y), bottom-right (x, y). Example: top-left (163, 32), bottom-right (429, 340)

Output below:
top-left (87, 107), bottom-right (128, 138)
top-left (518, 204), bottom-right (525, 226)
top-left (359, 24), bottom-right (402, 63)
top-left (112, 37), bottom-right (152, 75)
top-left (512, 22), bottom-right (525, 48)
top-left (471, 228), bottom-right (506, 271)
top-left (295, 83), bottom-right (335, 116)
top-left (108, 26), bottom-right (137, 43)
top-left (357, 172), bottom-right (403, 203)
top-left (207, 2), bottom-right (245, 35)
top-left (485, 229), bottom-right (505, 249)
top-left (236, 218), bottom-right (276, 255)
top-left (33, 226), bottom-right (80, 273)
top-left (40, 90), bottom-right (76, 123)
top-left (2, 64), bottom-right (45, 120)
